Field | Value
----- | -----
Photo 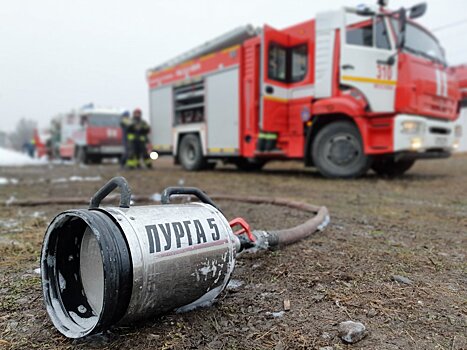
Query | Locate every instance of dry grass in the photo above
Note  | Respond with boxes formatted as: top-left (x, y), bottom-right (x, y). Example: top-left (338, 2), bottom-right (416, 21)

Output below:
top-left (0, 156), bottom-right (466, 349)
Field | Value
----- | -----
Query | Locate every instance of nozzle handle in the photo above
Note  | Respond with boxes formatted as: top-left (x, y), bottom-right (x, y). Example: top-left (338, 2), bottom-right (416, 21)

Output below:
top-left (161, 187), bottom-right (220, 212)
top-left (89, 176), bottom-right (132, 209)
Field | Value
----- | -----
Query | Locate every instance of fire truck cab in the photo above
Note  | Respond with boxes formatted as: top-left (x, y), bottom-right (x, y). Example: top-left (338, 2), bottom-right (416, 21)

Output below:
top-left (148, 1), bottom-right (461, 178)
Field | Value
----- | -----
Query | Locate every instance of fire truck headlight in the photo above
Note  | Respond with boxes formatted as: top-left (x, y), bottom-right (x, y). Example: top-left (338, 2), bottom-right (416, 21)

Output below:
top-left (150, 151), bottom-right (159, 160)
top-left (410, 137), bottom-right (423, 150)
top-left (454, 125), bottom-right (462, 138)
top-left (402, 121), bottom-right (424, 134)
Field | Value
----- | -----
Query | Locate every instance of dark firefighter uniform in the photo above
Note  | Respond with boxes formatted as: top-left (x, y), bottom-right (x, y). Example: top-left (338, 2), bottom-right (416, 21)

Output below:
top-left (126, 109), bottom-right (152, 169)
top-left (120, 111), bottom-right (131, 168)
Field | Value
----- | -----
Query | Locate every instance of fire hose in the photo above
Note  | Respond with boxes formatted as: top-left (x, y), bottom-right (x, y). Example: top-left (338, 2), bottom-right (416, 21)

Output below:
top-left (29, 177), bottom-right (329, 338)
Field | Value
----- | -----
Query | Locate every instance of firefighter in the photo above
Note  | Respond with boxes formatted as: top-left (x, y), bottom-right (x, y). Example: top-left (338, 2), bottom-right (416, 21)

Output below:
top-left (120, 111), bottom-right (131, 168)
top-left (126, 108), bottom-right (152, 169)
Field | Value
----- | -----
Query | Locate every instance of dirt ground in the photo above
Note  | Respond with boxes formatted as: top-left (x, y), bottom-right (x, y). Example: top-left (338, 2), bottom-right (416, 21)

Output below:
top-left (0, 156), bottom-right (466, 350)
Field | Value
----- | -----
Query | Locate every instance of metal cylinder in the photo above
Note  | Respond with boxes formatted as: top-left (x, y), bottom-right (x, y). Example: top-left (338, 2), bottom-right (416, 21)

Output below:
top-left (41, 178), bottom-right (238, 338)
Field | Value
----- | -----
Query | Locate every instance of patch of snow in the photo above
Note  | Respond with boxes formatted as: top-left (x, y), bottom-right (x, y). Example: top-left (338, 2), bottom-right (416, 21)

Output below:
top-left (226, 279), bottom-right (243, 291)
top-left (0, 177), bottom-right (19, 186)
top-left (34, 268), bottom-right (41, 274)
top-left (0, 219), bottom-right (19, 229)
top-left (51, 177), bottom-right (67, 184)
top-left (5, 196), bottom-right (16, 206)
top-left (50, 159), bottom-right (74, 165)
top-left (0, 148), bottom-right (46, 167)
top-left (69, 176), bottom-right (102, 182)
top-left (51, 176), bottom-right (102, 184)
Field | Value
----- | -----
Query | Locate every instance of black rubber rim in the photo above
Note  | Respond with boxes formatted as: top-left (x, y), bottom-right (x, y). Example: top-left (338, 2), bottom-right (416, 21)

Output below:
top-left (41, 209), bottom-right (132, 338)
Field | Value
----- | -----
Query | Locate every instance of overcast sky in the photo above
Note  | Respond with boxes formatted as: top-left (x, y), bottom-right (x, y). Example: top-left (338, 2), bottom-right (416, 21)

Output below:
top-left (1, 0), bottom-right (466, 133)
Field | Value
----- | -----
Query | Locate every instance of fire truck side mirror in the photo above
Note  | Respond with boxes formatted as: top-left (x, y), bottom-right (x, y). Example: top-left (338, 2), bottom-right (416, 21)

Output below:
top-left (355, 8), bottom-right (375, 16)
top-left (80, 115), bottom-right (88, 126)
top-left (409, 2), bottom-right (427, 19)
top-left (397, 8), bottom-right (407, 50)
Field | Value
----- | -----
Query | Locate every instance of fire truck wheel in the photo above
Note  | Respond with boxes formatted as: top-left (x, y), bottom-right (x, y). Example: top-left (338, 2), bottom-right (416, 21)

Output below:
top-left (312, 121), bottom-right (372, 178)
top-left (372, 158), bottom-right (415, 177)
top-left (235, 158), bottom-right (266, 171)
top-left (178, 134), bottom-right (207, 171)
top-left (90, 156), bottom-right (102, 165)
top-left (206, 161), bottom-right (217, 170)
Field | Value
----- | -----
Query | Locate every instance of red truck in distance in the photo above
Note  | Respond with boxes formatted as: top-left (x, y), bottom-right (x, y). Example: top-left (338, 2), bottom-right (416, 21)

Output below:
top-left (58, 106), bottom-right (125, 164)
top-left (147, 1), bottom-right (461, 178)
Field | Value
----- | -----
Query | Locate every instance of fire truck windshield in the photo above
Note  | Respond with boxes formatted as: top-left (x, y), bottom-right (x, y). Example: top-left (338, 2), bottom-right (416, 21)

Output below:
top-left (391, 18), bottom-right (446, 65)
top-left (85, 114), bottom-right (121, 127)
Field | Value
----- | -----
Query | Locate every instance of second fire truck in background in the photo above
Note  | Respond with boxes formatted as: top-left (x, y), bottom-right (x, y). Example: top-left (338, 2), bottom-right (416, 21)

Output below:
top-left (55, 105), bottom-right (124, 164)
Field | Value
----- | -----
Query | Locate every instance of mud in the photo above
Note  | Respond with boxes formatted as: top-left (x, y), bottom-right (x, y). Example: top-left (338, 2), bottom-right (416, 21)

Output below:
top-left (0, 156), bottom-right (466, 349)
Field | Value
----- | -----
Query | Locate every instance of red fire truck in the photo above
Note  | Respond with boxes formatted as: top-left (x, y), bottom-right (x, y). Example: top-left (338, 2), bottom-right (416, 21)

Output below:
top-left (147, 1), bottom-right (461, 178)
top-left (58, 105), bottom-right (125, 164)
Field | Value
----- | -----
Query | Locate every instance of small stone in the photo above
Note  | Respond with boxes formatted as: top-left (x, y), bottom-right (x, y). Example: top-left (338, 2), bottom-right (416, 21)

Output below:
top-left (7, 321), bottom-right (18, 330)
top-left (265, 311), bottom-right (285, 319)
top-left (366, 308), bottom-right (378, 318)
top-left (16, 298), bottom-right (29, 305)
top-left (321, 332), bottom-right (331, 340)
top-left (392, 275), bottom-right (413, 285)
top-left (338, 320), bottom-right (367, 344)
top-left (315, 283), bottom-right (326, 291)
top-left (312, 293), bottom-right (325, 302)
top-left (319, 347), bottom-right (333, 350)
top-left (283, 299), bottom-right (291, 311)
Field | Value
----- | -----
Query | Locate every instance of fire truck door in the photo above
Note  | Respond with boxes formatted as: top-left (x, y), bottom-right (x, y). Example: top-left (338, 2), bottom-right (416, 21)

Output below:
top-left (340, 13), bottom-right (398, 112)
top-left (260, 25), bottom-right (289, 131)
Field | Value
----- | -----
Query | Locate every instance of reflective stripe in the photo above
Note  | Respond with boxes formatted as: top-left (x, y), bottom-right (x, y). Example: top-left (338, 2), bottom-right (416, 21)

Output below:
top-left (127, 134), bottom-right (135, 141)
top-left (264, 95), bottom-right (288, 103)
top-left (258, 132), bottom-right (278, 140)
top-left (341, 75), bottom-right (397, 86)
top-left (126, 159), bottom-right (138, 167)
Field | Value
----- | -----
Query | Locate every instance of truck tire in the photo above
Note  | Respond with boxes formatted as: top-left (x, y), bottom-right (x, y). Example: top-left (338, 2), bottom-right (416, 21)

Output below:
top-left (372, 158), bottom-right (415, 177)
top-left (178, 134), bottom-right (206, 171)
top-left (312, 121), bottom-right (372, 178)
top-left (205, 161), bottom-right (217, 170)
top-left (90, 155), bottom-right (102, 165)
top-left (235, 158), bottom-right (266, 171)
